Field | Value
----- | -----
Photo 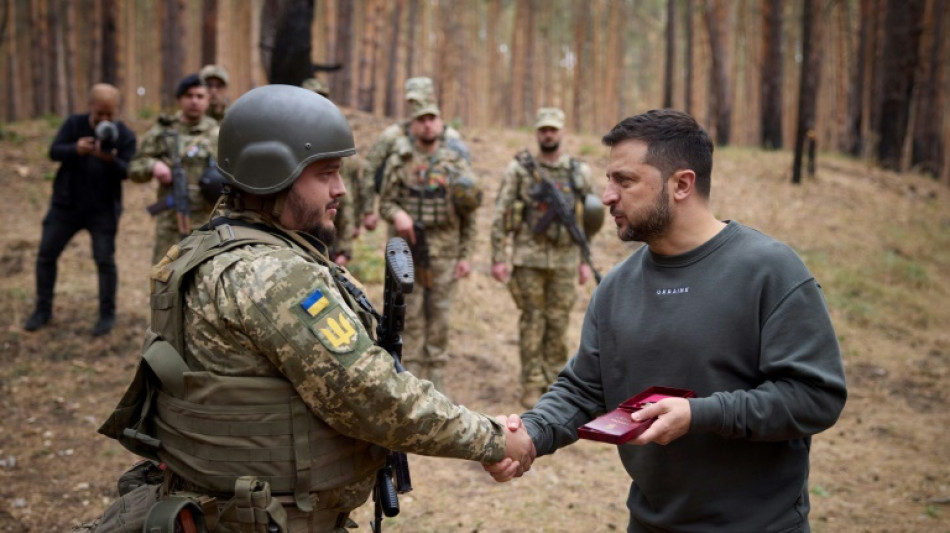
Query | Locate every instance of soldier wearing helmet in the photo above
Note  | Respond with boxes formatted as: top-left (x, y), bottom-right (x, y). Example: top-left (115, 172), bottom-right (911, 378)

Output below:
top-left (90, 85), bottom-right (533, 532)
top-left (490, 107), bottom-right (602, 408)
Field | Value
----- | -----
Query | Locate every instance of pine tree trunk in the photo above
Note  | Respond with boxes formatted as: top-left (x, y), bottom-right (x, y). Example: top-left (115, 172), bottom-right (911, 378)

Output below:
top-left (332, 0), bottom-right (353, 104)
top-left (705, 0), bottom-right (732, 145)
top-left (384, 0), bottom-right (402, 117)
top-left (663, 0), bottom-right (675, 108)
top-left (875, 0), bottom-right (924, 169)
top-left (684, 0), bottom-right (693, 115)
top-left (760, 0), bottom-right (783, 149)
top-left (793, 0), bottom-right (823, 184)
top-left (201, 0), bottom-right (217, 66)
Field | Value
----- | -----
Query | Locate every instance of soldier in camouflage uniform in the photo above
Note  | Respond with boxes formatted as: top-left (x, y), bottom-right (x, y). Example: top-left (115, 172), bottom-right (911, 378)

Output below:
top-left (130, 74), bottom-right (219, 265)
top-left (199, 64), bottom-right (230, 122)
top-left (86, 85), bottom-right (532, 533)
top-left (490, 108), bottom-right (594, 408)
top-left (362, 77), bottom-right (469, 232)
top-left (302, 77), bottom-right (373, 266)
top-left (378, 99), bottom-right (482, 393)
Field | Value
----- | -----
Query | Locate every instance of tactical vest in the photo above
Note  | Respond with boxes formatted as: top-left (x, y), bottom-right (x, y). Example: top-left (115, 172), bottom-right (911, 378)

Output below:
top-left (391, 137), bottom-right (461, 229)
top-left (99, 221), bottom-right (385, 512)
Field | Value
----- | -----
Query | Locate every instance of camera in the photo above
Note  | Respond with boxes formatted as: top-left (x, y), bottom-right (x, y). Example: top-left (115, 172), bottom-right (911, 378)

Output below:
top-left (95, 120), bottom-right (118, 153)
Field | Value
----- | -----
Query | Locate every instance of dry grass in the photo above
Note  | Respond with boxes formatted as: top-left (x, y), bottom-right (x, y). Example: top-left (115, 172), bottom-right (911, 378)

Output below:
top-left (1, 112), bottom-right (948, 532)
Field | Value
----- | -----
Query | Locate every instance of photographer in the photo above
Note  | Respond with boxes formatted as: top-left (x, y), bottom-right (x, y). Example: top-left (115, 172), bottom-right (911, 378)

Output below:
top-left (24, 83), bottom-right (137, 336)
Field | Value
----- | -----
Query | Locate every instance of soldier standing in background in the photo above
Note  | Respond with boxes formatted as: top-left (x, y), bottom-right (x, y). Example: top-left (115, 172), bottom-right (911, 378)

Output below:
top-left (490, 107), bottom-right (594, 408)
top-left (130, 74), bottom-right (219, 265)
top-left (377, 98), bottom-right (482, 393)
top-left (23, 83), bottom-right (137, 336)
top-left (199, 64), bottom-right (230, 122)
top-left (302, 77), bottom-right (373, 266)
top-left (362, 77), bottom-right (469, 232)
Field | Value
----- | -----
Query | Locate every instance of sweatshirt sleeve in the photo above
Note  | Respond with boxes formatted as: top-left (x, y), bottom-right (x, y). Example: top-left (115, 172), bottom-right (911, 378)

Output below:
top-left (49, 116), bottom-right (80, 162)
top-left (689, 278), bottom-right (848, 441)
top-left (196, 247), bottom-right (507, 463)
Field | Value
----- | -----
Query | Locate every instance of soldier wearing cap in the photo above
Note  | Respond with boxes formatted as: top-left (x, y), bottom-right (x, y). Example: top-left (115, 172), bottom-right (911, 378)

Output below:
top-left (301, 78), bottom-right (372, 267)
top-left (490, 107), bottom-right (595, 408)
top-left (362, 77), bottom-right (469, 231)
top-left (199, 64), bottom-right (230, 121)
top-left (85, 85), bottom-right (533, 532)
top-left (378, 99), bottom-right (482, 393)
top-left (130, 73), bottom-right (219, 264)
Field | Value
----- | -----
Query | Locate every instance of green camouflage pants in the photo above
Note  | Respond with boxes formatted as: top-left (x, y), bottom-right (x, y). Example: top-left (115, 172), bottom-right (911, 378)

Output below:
top-left (509, 265), bottom-right (577, 389)
top-left (401, 255), bottom-right (458, 377)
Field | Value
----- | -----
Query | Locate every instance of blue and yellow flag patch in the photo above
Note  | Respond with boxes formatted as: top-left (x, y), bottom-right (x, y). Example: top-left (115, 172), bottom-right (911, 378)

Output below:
top-left (300, 289), bottom-right (330, 317)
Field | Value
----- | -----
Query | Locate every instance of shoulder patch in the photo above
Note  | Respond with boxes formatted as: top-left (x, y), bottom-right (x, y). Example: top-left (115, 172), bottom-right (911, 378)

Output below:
top-left (293, 284), bottom-right (372, 367)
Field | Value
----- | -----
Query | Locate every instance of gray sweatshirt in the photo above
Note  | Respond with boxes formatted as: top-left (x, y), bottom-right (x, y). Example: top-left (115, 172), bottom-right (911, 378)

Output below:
top-left (523, 221), bottom-right (847, 533)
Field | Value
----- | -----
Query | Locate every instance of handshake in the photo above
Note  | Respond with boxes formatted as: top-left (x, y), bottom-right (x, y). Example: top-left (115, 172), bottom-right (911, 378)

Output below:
top-left (483, 414), bottom-right (536, 483)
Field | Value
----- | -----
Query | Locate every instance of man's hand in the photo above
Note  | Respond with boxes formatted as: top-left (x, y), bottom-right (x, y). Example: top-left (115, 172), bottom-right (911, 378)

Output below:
top-left (578, 263), bottom-right (592, 285)
top-left (490, 262), bottom-right (509, 283)
top-left (333, 253), bottom-right (349, 267)
top-left (392, 210), bottom-right (415, 244)
top-left (483, 414), bottom-right (536, 482)
top-left (76, 136), bottom-right (95, 156)
top-left (152, 160), bottom-right (173, 185)
top-left (454, 259), bottom-right (472, 279)
top-left (362, 212), bottom-right (379, 231)
top-left (628, 397), bottom-right (691, 446)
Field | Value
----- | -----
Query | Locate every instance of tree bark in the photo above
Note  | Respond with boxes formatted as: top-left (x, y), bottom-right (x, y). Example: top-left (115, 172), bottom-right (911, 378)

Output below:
top-left (705, 0), bottom-right (732, 145)
top-left (383, 0), bottom-right (403, 117)
top-left (792, 0), bottom-right (823, 184)
top-left (102, 0), bottom-right (118, 84)
top-left (760, 0), bottom-right (783, 149)
top-left (910, 0), bottom-right (945, 176)
top-left (201, 0), bottom-right (218, 67)
top-left (875, 0), bottom-right (924, 169)
top-left (160, 0), bottom-right (184, 110)
top-left (663, 0), bottom-right (675, 108)
top-left (269, 0), bottom-right (314, 86)
top-left (332, 0), bottom-right (353, 104)
top-left (684, 0), bottom-right (693, 114)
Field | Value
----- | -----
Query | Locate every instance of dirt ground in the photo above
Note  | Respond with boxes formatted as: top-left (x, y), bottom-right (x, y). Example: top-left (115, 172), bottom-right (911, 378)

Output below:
top-left (0, 108), bottom-right (948, 533)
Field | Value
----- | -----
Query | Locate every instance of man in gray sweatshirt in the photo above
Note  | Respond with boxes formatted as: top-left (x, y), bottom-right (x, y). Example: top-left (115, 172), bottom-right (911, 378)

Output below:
top-left (485, 109), bottom-right (847, 533)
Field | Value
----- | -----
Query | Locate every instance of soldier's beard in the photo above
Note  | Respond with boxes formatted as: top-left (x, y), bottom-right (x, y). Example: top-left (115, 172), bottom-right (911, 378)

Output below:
top-left (285, 189), bottom-right (337, 248)
top-left (539, 141), bottom-right (560, 153)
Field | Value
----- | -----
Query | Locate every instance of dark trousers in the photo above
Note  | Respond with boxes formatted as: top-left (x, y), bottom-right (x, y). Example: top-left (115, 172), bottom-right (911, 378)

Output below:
top-left (34, 206), bottom-right (119, 318)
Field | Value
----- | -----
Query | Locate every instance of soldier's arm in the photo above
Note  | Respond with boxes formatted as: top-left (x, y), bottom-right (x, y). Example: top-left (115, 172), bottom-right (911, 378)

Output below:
top-left (128, 126), bottom-right (165, 183)
top-left (377, 155), bottom-right (407, 223)
top-left (490, 161), bottom-right (522, 265)
top-left (212, 248), bottom-right (507, 463)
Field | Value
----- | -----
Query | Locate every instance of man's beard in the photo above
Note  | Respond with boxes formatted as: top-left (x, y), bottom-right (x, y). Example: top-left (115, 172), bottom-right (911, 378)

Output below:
top-left (617, 185), bottom-right (672, 243)
top-left (285, 189), bottom-right (337, 247)
top-left (539, 140), bottom-right (560, 153)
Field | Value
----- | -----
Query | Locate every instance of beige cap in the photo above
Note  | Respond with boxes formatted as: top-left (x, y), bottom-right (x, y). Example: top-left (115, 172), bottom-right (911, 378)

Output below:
top-left (302, 77), bottom-right (329, 97)
top-left (405, 77), bottom-right (435, 103)
top-left (410, 99), bottom-right (440, 120)
top-left (199, 64), bottom-right (229, 85)
top-left (535, 107), bottom-right (565, 130)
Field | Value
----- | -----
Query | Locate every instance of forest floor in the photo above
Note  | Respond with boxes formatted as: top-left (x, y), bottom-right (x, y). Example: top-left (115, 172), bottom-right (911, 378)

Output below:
top-left (0, 108), bottom-right (948, 533)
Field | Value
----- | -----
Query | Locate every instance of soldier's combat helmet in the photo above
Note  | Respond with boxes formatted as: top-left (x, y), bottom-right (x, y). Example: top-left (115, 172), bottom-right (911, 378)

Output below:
top-left (217, 84), bottom-right (355, 195)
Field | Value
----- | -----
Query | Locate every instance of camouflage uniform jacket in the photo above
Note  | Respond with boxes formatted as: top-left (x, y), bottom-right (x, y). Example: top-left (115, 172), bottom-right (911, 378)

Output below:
top-left (129, 112), bottom-right (220, 214)
top-left (378, 138), bottom-right (478, 260)
top-left (333, 155), bottom-right (370, 258)
top-left (364, 122), bottom-right (467, 194)
top-left (490, 153), bottom-right (592, 269)
top-left (180, 207), bottom-right (505, 507)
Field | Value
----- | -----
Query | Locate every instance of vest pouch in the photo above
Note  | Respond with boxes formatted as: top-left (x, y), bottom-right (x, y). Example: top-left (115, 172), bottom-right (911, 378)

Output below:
top-left (217, 476), bottom-right (288, 533)
top-left (143, 495), bottom-right (209, 533)
top-left (92, 482), bottom-right (162, 533)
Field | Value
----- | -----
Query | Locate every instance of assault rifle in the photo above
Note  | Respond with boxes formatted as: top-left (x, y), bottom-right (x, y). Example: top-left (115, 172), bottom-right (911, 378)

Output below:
top-left (514, 149), bottom-right (602, 283)
top-left (371, 237), bottom-right (415, 533)
top-left (409, 220), bottom-right (433, 289)
top-left (145, 131), bottom-right (191, 238)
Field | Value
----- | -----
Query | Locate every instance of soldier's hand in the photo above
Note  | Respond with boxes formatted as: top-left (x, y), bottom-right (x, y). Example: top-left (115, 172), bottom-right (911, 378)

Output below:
top-left (392, 211), bottom-right (415, 244)
top-left (153, 160), bottom-right (173, 185)
top-left (491, 262), bottom-right (509, 283)
top-left (483, 414), bottom-right (536, 482)
top-left (454, 259), bottom-right (472, 279)
top-left (627, 397), bottom-right (691, 446)
top-left (362, 212), bottom-right (379, 231)
top-left (578, 263), bottom-right (592, 285)
top-left (76, 136), bottom-right (95, 156)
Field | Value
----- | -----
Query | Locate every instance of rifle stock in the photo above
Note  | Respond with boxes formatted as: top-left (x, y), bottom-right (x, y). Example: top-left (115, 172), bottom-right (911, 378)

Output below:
top-left (514, 150), bottom-right (602, 283)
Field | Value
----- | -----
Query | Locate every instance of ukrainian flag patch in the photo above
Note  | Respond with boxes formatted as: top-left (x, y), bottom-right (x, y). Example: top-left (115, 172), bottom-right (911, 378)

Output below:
top-left (301, 289), bottom-right (330, 317)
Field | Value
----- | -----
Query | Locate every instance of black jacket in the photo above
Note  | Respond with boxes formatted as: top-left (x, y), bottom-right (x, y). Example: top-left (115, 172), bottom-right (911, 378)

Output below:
top-left (48, 113), bottom-right (137, 217)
